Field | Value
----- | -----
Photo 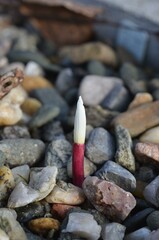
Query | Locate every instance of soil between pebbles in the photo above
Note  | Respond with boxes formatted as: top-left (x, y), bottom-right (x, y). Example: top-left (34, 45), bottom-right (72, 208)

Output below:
top-left (1, 16), bottom-right (159, 240)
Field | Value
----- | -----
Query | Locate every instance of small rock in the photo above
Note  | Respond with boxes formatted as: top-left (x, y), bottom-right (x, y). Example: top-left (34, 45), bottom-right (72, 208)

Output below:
top-left (29, 166), bottom-right (57, 201)
top-left (0, 125), bottom-right (31, 139)
top-left (67, 157), bottom-right (97, 178)
top-left (46, 181), bottom-right (85, 205)
top-left (128, 93), bottom-right (153, 109)
top-left (28, 217), bottom-right (60, 235)
top-left (0, 151), bottom-right (6, 167)
top-left (95, 160), bottom-right (136, 192)
top-left (44, 139), bottom-right (72, 180)
top-left (124, 227), bottom-right (151, 240)
top-left (0, 229), bottom-right (9, 240)
top-left (79, 75), bottom-right (122, 106)
top-left (87, 60), bottom-right (112, 76)
top-left (137, 166), bottom-right (156, 183)
top-left (133, 180), bottom-right (147, 199)
top-left (22, 75), bottom-right (53, 92)
top-left (85, 127), bottom-right (115, 164)
top-left (59, 42), bottom-right (117, 66)
top-left (146, 210), bottom-right (159, 230)
top-left (24, 61), bottom-right (44, 76)
top-left (12, 165), bottom-right (30, 185)
top-left (0, 208), bottom-right (27, 240)
top-left (115, 125), bottom-right (135, 172)
top-left (62, 212), bottom-right (101, 240)
top-left (139, 126), bottom-right (159, 144)
top-left (52, 204), bottom-right (77, 219)
top-left (0, 138), bottom-right (45, 167)
top-left (144, 176), bottom-right (159, 207)
top-left (0, 166), bottom-right (15, 202)
top-left (83, 176), bottom-right (136, 221)
top-left (102, 222), bottom-right (126, 240)
top-left (21, 98), bottom-right (42, 116)
top-left (112, 101), bottom-right (159, 137)
top-left (41, 120), bottom-right (65, 142)
top-left (7, 182), bottom-right (39, 208)
top-left (144, 229), bottom-right (159, 240)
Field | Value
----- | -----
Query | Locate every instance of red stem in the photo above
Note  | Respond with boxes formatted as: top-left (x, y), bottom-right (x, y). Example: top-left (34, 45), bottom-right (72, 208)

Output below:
top-left (72, 143), bottom-right (85, 188)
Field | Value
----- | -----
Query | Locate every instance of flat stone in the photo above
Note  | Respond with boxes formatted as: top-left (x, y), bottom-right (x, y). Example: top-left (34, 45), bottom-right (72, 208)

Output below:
top-left (62, 212), bottom-right (101, 240)
top-left (112, 101), bottom-right (159, 137)
top-left (144, 176), bottom-right (159, 207)
top-left (79, 75), bottom-right (122, 106)
top-left (146, 210), bottom-right (159, 230)
top-left (12, 165), bottom-right (30, 185)
top-left (85, 127), bottom-right (115, 164)
top-left (115, 125), bottom-right (135, 172)
top-left (59, 42), bottom-right (117, 66)
top-left (95, 160), bottom-right (136, 192)
top-left (21, 98), bottom-right (42, 116)
top-left (102, 222), bottom-right (126, 240)
top-left (139, 126), bottom-right (159, 144)
top-left (22, 75), bottom-right (53, 92)
top-left (46, 181), bottom-right (85, 205)
top-left (124, 227), bottom-right (151, 240)
top-left (0, 138), bottom-right (45, 167)
top-left (0, 125), bottom-right (31, 139)
top-left (83, 176), bottom-right (136, 221)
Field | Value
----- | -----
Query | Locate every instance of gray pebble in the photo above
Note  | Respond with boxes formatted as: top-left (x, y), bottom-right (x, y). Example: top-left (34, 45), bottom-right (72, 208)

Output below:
top-left (12, 165), bottom-right (30, 185)
top-left (0, 125), bottom-right (31, 139)
top-left (41, 120), bottom-right (65, 142)
top-left (85, 127), bottom-right (115, 164)
top-left (87, 60), bottom-right (111, 76)
top-left (146, 210), bottom-right (159, 230)
top-left (144, 176), bottom-right (159, 207)
top-left (124, 227), bottom-right (151, 240)
top-left (102, 222), bottom-right (126, 240)
top-left (95, 160), bottom-right (136, 192)
top-left (137, 166), bottom-right (156, 183)
top-left (0, 138), bottom-right (45, 167)
top-left (0, 150), bottom-right (6, 167)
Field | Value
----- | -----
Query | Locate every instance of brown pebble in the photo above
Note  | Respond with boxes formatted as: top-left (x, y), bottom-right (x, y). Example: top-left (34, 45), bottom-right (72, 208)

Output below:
top-left (128, 93), bottom-right (153, 109)
top-left (52, 203), bottom-right (77, 219)
top-left (21, 98), bottom-right (42, 116)
top-left (22, 76), bottom-right (53, 92)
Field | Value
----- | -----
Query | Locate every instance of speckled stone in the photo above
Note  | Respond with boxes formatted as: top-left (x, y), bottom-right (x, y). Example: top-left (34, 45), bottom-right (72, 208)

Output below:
top-left (124, 227), bottom-right (151, 240)
top-left (144, 176), bottom-right (159, 207)
top-left (139, 126), bottom-right (159, 144)
top-left (12, 165), bottom-right (30, 185)
top-left (115, 125), bottom-right (135, 172)
top-left (0, 125), bottom-right (31, 139)
top-left (128, 93), bottom-right (153, 109)
top-left (0, 151), bottom-right (6, 167)
top-left (52, 204), bottom-right (77, 219)
top-left (102, 222), bottom-right (126, 240)
top-left (85, 127), bottom-right (115, 164)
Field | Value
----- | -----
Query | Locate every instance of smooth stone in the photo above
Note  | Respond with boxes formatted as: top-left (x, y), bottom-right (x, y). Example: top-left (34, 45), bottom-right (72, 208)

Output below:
top-left (0, 229), bottom-right (9, 240)
top-left (21, 98), bottom-right (42, 116)
top-left (67, 157), bottom-right (97, 178)
top-left (62, 212), bottom-right (101, 240)
top-left (22, 75), bottom-right (53, 92)
top-left (28, 217), bottom-right (60, 235)
top-left (46, 181), bottom-right (85, 205)
top-left (146, 35), bottom-right (159, 69)
top-left (0, 125), bottom-right (31, 139)
top-left (95, 160), bottom-right (136, 192)
top-left (144, 229), bottom-right (159, 240)
top-left (137, 166), bottom-right (156, 183)
top-left (102, 222), bottom-right (126, 240)
top-left (52, 204), bottom-right (77, 220)
top-left (7, 182), bottom-right (39, 208)
top-left (144, 176), bottom-right (159, 207)
top-left (44, 139), bottom-right (72, 181)
top-left (124, 227), bottom-right (151, 240)
top-left (111, 101), bottom-right (159, 137)
top-left (87, 60), bottom-right (112, 76)
top-left (12, 165), bottom-right (30, 185)
top-left (115, 125), bottom-right (135, 172)
top-left (41, 120), bottom-right (65, 142)
top-left (16, 202), bottom-right (45, 223)
top-left (79, 75), bottom-right (122, 106)
top-left (59, 42), bottom-right (117, 66)
top-left (135, 142), bottom-right (159, 165)
top-left (128, 93), bottom-right (153, 110)
top-left (24, 61), bottom-right (44, 76)
top-left (29, 166), bottom-right (57, 201)
top-left (133, 180), bottom-right (148, 199)
top-left (0, 138), bottom-right (45, 167)
top-left (29, 104), bottom-right (60, 128)
top-left (0, 166), bottom-right (15, 202)
top-left (30, 88), bottom-right (69, 119)
top-left (83, 176), bottom-right (136, 221)
top-left (55, 68), bottom-right (75, 95)
top-left (85, 127), bottom-right (115, 164)
top-left (0, 208), bottom-right (27, 240)
top-left (146, 210), bottom-right (159, 230)
top-left (139, 126), bottom-right (159, 144)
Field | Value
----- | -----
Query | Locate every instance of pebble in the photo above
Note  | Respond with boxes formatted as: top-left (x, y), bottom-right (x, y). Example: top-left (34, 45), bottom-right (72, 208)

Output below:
top-left (102, 222), bottom-right (126, 240)
top-left (0, 229), bottom-right (9, 240)
top-left (85, 127), bottom-right (115, 164)
top-left (28, 217), bottom-right (60, 235)
top-left (59, 42), bottom-right (117, 66)
top-left (29, 104), bottom-right (60, 129)
top-left (133, 180), bottom-right (147, 199)
top-left (12, 164), bottom-right (30, 185)
top-left (67, 157), bottom-right (97, 178)
top-left (0, 166), bottom-right (15, 202)
top-left (0, 208), bottom-right (27, 240)
top-left (115, 125), bottom-right (135, 172)
top-left (79, 75), bottom-right (122, 106)
top-left (29, 166), bottom-right (57, 201)
top-left (128, 93), bottom-right (153, 109)
top-left (95, 160), bottom-right (136, 192)
top-left (83, 176), bottom-right (136, 221)
top-left (144, 229), bottom-right (159, 240)
top-left (144, 176), bottom-right (159, 207)
top-left (52, 204), bottom-right (77, 219)
top-left (25, 231), bottom-right (46, 240)
top-left (0, 151), bottom-right (6, 167)
top-left (146, 210), bottom-right (159, 230)
top-left (7, 182), bottom-right (39, 208)
top-left (124, 227), bottom-right (151, 240)
top-left (21, 97), bottom-right (42, 116)
top-left (22, 75), bottom-right (53, 92)
top-left (44, 139), bottom-right (72, 180)
top-left (24, 61), bottom-right (44, 76)
top-left (112, 101), bottom-right (159, 137)
top-left (46, 181), bottom-right (85, 205)
top-left (0, 138), bottom-right (45, 167)
top-left (135, 142), bottom-right (159, 165)
top-left (62, 212), bottom-right (101, 240)
top-left (137, 166), bottom-right (156, 183)
top-left (41, 120), bottom-right (65, 142)
top-left (0, 125), bottom-right (31, 139)
top-left (139, 126), bottom-right (159, 144)
top-left (87, 60), bottom-right (112, 76)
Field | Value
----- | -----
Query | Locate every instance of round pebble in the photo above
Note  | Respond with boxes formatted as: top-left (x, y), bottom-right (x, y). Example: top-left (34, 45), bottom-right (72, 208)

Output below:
top-left (21, 97), bottom-right (42, 116)
top-left (22, 75), bottom-right (53, 92)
